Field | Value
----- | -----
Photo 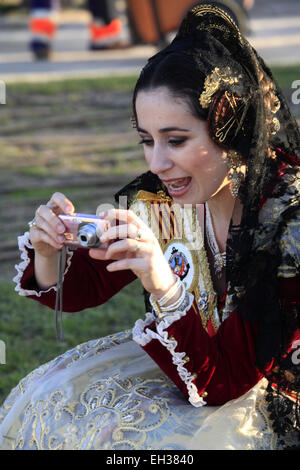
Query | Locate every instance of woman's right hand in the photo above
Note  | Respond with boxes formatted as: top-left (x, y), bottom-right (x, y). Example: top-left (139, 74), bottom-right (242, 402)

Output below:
top-left (29, 192), bottom-right (75, 258)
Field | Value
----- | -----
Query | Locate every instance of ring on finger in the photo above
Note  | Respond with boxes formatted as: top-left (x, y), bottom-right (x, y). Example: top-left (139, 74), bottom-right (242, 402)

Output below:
top-left (46, 201), bottom-right (56, 210)
top-left (135, 229), bottom-right (142, 241)
top-left (35, 205), bottom-right (44, 219)
top-left (28, 217), bottom-right (38, 229)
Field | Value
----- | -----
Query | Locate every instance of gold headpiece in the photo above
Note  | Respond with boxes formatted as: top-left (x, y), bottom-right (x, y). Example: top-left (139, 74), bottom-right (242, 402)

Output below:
top-left (199, 66), bottom-right (240, 109)
top-left (191, 4), bottom-right (242, 42)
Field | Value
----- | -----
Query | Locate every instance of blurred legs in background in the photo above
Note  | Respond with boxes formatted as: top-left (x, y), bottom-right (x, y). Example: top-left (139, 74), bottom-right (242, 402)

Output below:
top-left (88, 0), bottom-right (131, 50)
top-left (29, 0), bottom-right (58, 59)
top-left (29, 0), bottom-right (131, 59)
top-left (28, 0), bottom-right (254, 60)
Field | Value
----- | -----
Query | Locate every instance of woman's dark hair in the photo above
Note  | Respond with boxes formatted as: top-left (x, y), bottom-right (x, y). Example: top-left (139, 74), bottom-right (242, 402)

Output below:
top-left (132, 51), bottom-right (208, 124)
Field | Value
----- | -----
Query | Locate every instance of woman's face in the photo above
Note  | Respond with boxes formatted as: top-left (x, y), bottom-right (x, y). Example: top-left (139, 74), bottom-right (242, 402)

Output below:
top-left (135, 87), bottom-right (230, 207)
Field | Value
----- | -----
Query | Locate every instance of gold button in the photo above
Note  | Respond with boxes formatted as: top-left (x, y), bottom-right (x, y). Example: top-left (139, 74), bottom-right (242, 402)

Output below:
top-left (201, 391), bottom-right (208, 398)
top-left (169, 336), bottom-right (176, 342)
top-left (184, 356), bottom-right (190, 363)
top-left (192, 373), bottom-right (198, 380)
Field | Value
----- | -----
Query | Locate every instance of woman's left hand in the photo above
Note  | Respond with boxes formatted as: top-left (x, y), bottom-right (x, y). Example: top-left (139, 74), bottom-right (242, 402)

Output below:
top-left (89, 209), bottom-right (177, 298)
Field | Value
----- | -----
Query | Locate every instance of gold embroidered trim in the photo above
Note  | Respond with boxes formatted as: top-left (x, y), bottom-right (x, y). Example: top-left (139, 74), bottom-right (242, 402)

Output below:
top-left (215, 91), bottom-right (245, 143)
top-left (136, 190), bottom-right (172, 203)
top-left (255, 395), bottom-right (278, 450)
top-left (129, 192), bottom-right (219, 333)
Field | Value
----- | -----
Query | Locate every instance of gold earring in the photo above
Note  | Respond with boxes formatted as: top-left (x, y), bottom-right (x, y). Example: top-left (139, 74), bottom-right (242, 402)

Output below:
top-left (227, 150), bottom-right (244, 198)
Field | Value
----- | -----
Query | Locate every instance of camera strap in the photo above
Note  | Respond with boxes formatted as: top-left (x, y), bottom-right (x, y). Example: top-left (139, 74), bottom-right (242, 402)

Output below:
top-left (54, 248), bottom-right (64, 341)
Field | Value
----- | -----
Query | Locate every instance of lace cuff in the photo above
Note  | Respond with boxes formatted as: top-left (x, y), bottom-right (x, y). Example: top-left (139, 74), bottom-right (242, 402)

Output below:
top-left (132, 293), bottom-right (206, 407)
top-left (13, 231), bottom-right (74, 297)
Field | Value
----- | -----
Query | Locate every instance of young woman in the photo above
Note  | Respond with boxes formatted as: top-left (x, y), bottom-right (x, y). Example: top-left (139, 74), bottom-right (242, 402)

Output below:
top-left (0, 4), bottom-right (299, 450)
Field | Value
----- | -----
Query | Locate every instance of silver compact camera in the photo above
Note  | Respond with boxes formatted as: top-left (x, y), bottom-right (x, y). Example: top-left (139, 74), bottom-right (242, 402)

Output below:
top-left (58, 213), bottom-right (109, 249)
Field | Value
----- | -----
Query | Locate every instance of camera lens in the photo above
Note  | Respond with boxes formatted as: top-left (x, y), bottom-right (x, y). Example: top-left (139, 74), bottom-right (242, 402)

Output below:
top-left (77, 223), bottom-right (100, 248)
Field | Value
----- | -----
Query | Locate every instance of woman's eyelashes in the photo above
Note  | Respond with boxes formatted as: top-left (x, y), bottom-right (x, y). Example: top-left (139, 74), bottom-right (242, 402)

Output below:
top-left (169, 138), bottom-right (188, 146)
top-left (138, 138), bottom-right (153, 146)
top-left (138, 137), bottom-right (188, 147)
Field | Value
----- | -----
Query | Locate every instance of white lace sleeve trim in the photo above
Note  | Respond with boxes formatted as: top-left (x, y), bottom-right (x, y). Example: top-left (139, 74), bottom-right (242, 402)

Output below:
top-left (12, 231), bottom-right (74, 297)
top-left (132, 292), bottom-right (206, 408)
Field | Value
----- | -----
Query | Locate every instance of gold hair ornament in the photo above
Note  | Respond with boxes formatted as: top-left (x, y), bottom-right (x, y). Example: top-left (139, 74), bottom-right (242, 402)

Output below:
top-left (271, 96), bottom-right (281, 115)
top-left (270, 117), bottom-right (280, 136)
top-left (199, 66), bottom-right (240, 109)
top-left (268, 93), bottom-right (281, 135)
top-left (270, 95), bottom-right (281, 135)
top-left (214, 91), bottom-right (245, 143)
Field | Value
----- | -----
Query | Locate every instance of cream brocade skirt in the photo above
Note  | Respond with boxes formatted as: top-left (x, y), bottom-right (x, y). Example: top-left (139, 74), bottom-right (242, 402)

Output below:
top-left (0, 330), bottom-right (292, 450)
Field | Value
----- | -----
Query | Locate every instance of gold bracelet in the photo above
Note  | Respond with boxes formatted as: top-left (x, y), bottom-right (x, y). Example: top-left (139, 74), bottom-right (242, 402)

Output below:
top-left (155, 276), bottom-right (181, 307)
top-left (150, 282), bottom-right (188, 320)
top-left (160, 284), bottom-right (185, 312)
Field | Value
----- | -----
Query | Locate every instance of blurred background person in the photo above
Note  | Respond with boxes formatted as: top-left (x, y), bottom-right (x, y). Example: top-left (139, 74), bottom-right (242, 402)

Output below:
top-left (28, 0), bottom-right (255, 60)
top-left (29, 0), bottom-right (130, 59)
top-left (87, 0), bottom-right (130, 50)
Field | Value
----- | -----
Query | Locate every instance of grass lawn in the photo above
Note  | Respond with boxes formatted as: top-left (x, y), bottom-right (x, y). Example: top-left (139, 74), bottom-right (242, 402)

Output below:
top-left (271, 64), bottom-right (300, 90)
top-left (0, 63), bottom-right (299, 405)
top-left (6, 64), bottom-right (300, 97)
